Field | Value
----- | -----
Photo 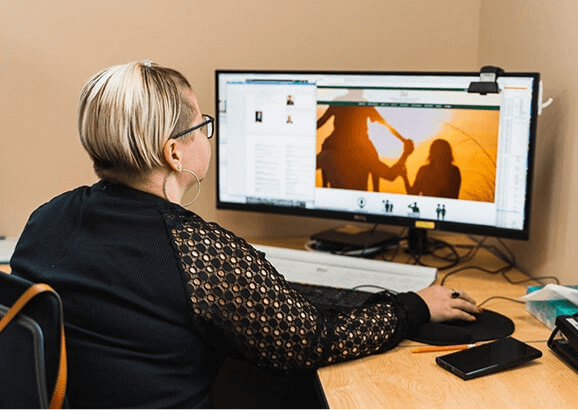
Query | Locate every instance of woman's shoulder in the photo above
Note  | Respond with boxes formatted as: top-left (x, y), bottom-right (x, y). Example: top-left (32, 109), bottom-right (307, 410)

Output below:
top-left (159, 207), bottom-right (267, 270)
top-left (159, 205), bottom-right (249, 247)
top-left (30, 185), bottom-right (94, 216)
top-left (450, 164), bottom-right (462, 178)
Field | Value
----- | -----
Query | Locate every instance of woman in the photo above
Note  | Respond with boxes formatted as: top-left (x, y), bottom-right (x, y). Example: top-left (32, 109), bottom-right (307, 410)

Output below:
top-left (10, 61), bottom-right (478, 408)
top-left (402, 138), bottom-right (462, 199)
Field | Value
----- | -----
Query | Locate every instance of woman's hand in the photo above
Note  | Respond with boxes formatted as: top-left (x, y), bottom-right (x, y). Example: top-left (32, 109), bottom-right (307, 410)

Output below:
top-left (417, 286), bottom-right (480, 322)
top-left (399, 165), bottom-right (409, 180)
top-left (402, 138), bottom-right (415, 156)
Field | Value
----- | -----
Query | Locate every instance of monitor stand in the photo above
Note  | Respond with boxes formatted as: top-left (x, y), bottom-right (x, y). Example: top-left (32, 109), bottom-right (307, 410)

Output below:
top-left (406, 227), bottom-right (452, 257)
top-left (407, 228), bottom-right (432, 255)
top-left (310, 225), bottom-right (398, 249)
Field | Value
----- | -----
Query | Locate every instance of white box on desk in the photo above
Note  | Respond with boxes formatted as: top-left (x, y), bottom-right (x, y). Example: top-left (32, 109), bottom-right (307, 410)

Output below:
top-left (525, 285), bottom-right (578, 329)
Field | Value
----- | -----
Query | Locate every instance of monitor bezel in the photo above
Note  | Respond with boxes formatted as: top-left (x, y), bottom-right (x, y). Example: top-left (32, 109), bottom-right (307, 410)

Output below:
top-left (215, 69), bottom-right (540, 241)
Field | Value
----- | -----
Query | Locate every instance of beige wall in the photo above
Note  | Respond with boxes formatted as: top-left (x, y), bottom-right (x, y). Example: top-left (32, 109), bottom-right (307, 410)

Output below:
top-left (478, 0), bottom-right (578, 284)
top-left (15, 0), bottom-right (578, 283)
top-left (7, 1), bottom-right (573, 283)
top-left (0, 0), bottom-right (480, 234)
top-left (5, 0), bottom-right (578, 283)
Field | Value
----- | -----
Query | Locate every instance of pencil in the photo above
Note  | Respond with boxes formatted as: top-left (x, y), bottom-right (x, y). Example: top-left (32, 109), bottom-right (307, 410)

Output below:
top-left (411, 343), bottom-right (480, 353)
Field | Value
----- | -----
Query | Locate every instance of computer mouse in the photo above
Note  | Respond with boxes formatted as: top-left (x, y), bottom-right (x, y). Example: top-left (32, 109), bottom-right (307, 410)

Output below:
top-left (409, 309), bottom-right (515, 346)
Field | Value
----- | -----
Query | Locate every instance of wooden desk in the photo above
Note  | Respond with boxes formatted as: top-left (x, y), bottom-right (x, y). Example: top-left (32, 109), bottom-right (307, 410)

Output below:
top-left (253, 236), bottom-right (578, 409)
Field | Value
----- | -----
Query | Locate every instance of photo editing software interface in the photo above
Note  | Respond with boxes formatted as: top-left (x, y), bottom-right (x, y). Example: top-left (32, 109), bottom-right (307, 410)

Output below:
top-left (216, 70), bottom-right (539, 240)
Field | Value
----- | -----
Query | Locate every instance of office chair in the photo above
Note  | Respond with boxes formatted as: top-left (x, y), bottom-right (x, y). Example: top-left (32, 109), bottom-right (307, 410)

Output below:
top-left (0, 271), bottom-right (67, 408)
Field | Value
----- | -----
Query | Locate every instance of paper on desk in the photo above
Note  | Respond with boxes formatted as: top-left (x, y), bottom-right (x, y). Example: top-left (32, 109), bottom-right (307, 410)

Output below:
top-left (518, 284), bottom-right (578, 306)
top-left (0, 237), bottom-right (18, 264)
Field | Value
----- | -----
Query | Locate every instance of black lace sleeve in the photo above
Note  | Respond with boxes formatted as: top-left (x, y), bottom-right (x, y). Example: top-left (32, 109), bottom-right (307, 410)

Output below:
top-left (164, 211), bottom-right (424, 372)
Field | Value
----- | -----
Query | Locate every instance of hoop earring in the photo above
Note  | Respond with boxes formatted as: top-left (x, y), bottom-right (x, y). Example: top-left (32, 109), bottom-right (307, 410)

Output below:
top-left (163, 169), bottom-right (201, 207)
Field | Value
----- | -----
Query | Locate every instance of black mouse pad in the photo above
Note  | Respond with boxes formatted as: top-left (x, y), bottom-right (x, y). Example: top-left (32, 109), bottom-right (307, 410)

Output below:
top-left (409, 309), bottom-right (515, 346)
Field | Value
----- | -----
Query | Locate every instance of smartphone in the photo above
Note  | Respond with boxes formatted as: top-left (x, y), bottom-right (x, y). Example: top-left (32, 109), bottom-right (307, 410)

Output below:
top-left (435, 337), bottom-right (542, 380)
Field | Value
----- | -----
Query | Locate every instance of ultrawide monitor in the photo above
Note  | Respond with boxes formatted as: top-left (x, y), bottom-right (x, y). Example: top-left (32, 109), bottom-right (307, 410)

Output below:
top-left (215, 69), bottom-right (540, 245)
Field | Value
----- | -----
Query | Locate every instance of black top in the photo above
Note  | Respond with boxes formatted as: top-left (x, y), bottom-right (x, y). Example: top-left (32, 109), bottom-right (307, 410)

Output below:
top-left (10, 181), bottom-right (430, 408)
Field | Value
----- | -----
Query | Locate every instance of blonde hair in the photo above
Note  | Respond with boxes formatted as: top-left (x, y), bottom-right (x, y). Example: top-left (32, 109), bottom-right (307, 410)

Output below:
top-left (78, 61), bottom-right (194, 184)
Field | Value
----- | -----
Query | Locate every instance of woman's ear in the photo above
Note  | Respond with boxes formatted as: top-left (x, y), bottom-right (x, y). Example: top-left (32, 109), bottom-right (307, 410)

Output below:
top-left (163, 139), bottom-right (182, 171)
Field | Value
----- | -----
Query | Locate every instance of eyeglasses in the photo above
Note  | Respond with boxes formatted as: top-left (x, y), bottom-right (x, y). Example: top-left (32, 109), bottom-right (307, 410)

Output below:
top-left (170, 114), bottom-right (214, 140)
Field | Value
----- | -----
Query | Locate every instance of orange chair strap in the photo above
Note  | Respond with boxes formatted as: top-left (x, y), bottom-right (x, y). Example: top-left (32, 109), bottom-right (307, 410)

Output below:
top-left (0, 283), bottom-right (67, 409)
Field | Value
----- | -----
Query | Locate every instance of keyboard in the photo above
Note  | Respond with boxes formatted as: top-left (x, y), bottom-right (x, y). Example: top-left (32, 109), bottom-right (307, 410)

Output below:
top-left (252, 244), bottom-right (437, 307)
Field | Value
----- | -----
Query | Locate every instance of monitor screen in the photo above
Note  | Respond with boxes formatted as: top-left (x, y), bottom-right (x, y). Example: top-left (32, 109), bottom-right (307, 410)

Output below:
top-left (215, 69), bottom-right (539, 246)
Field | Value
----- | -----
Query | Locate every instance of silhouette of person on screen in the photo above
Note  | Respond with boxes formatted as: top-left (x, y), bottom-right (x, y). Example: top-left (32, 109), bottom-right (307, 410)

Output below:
top-left (402, 138), bottom-right (461, 199)
top-left (316, 90), bottom-right (413, 191)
